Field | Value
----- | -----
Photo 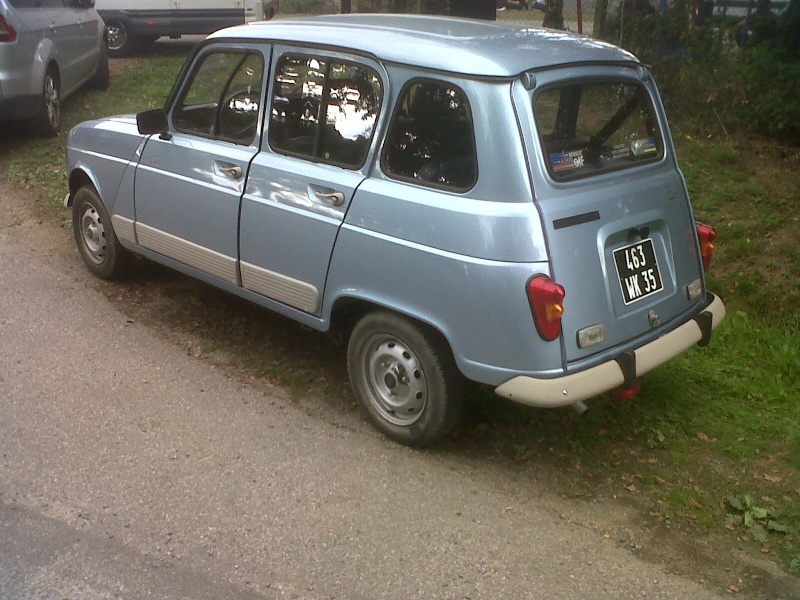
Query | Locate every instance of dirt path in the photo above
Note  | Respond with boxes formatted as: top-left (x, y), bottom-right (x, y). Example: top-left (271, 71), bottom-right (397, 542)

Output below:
top-left (0, 180), bottom-right (800, 599)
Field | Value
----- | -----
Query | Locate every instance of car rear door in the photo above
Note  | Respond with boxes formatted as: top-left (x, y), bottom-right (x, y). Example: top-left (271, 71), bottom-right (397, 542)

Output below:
top-left (133, 45), bottom-right (267, 285)
top-left (238, 48), bottom-right (384, 315)
top-left (514, 67), bottom-right (706, 366)
top-left (63, 0), bottom-right (100, 87)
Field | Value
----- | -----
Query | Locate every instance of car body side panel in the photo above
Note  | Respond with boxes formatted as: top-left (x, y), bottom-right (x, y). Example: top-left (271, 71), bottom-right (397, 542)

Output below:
top-left (324, 225), bottom-right (564, 385)
top-left (66, 116), bottom-right (146, 215)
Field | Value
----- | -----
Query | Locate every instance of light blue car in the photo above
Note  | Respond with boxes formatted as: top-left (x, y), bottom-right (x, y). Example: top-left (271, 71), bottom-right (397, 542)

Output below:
top-left (65, 14), bottom-right (725, 446)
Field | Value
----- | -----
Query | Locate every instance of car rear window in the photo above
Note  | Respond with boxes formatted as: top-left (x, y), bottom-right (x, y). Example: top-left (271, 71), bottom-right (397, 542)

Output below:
top-left (533, 80), bottom-right (664, 181)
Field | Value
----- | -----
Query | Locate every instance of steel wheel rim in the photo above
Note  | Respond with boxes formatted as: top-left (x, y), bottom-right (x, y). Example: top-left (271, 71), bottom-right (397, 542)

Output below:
top-left (79, 204), bottom-right (106, 265)
top-left (106, 24), bottom-right (127, 51)
top-left (364, 335), bottom-right (427, 427)
top-left (43, 75), bottom-right (59, 130)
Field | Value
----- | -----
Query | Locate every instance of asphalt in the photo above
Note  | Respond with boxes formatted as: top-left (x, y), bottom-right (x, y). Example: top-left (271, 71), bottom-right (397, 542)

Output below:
top-left (0, 210), bottom-right (731, 599)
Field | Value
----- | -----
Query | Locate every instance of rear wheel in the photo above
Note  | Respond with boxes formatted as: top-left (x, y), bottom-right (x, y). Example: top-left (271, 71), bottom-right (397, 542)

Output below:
top-left (347, 311), bottom-right (464, 446)
top-left (33, 68), bottom-right (60, 138)
top-left (72, 186), bottom-right (130, 279)
top-left (106, 20), bottom-right (134, 58)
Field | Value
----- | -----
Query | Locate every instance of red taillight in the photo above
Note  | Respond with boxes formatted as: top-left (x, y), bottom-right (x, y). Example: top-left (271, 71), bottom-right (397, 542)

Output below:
top-left (0, 16), bottom-right (16, 43)
top-left (696, 222), bottom-right (717, 272)
top-left (527, 276), bottom-right (565, 341)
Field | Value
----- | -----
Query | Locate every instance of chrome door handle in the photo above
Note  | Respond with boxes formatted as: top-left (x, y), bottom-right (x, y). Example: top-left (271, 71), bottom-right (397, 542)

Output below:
top-left (315, 190), bottom-right (345, 206)
top-left (218, 164), bottom-right (243, 179)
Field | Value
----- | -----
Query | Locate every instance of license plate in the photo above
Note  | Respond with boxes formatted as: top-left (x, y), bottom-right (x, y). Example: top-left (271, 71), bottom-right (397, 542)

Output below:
top-left (613, 238), bottom-right (663, 305)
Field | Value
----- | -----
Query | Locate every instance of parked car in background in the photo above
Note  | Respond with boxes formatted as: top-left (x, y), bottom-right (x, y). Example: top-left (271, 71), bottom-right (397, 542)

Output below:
top-left (0, 0), bottom-right (108, 137)
top-left (64, 15), bottom-right (725, 446)
top-left (95, 0), bottom-right (277, 58)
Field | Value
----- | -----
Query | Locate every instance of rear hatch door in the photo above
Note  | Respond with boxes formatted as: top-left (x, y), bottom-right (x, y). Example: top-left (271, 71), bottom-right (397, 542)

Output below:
top-left (515, 67), bottom-right (706, 365)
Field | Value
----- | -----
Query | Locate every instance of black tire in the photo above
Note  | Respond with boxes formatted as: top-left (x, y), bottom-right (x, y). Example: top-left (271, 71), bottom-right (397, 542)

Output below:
top-left (72, 186), bottom-right (130, 279)
top-left (347, 311), bottom-right (464, 446)
top-left (32, 68), bottom-right (60, 138)
top-left (105, 20), bottom-right (134, 58)
top-left (89, 41), bottom-right (111, 91)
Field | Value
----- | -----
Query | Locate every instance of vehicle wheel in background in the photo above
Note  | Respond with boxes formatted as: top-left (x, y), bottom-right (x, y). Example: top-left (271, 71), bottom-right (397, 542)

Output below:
top-left (32, 68), bottom-right (60, 137)
top-left (105, 20), bottom-right (134, 58)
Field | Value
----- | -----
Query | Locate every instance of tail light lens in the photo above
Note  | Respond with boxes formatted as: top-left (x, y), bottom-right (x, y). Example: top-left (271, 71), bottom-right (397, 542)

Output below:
top-left (527, 276), bottom-right (565, 341)
top-left (696, 222), bottom-right (717, 272)
top-left (0, 16), bottom-right (16, 43)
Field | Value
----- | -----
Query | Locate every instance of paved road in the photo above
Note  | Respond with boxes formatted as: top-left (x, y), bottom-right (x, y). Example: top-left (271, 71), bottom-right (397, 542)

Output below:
top-left (0, 219), bottom-right (729, 599)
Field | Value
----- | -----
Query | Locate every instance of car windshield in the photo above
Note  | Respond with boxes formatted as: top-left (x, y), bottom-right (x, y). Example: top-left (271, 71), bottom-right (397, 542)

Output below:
top-left (533, 80), bottom-right (664, 181)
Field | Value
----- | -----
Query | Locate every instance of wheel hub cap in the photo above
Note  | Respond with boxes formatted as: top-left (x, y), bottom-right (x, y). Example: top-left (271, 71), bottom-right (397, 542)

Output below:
top-left (80, 206), bottom-right (106, 265)
top-left (366, 338), bottom-right (427, 427)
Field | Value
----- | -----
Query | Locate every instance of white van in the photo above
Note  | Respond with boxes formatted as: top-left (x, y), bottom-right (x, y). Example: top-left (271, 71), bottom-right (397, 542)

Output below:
top-left (95, 0), bottom-right (273, 57)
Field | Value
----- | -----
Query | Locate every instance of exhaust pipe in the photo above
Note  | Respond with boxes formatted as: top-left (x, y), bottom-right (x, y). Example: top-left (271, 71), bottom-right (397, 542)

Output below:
top-left (571, 400), bottom-right (589, 414)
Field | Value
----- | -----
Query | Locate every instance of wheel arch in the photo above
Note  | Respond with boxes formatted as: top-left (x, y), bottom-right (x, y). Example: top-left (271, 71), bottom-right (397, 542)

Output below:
top-left (31, 40), bottom-right (58, 96)
top-left (66, 168), bottom-right (101, 208)
top-left (329, 294), bottom-right (462, 376)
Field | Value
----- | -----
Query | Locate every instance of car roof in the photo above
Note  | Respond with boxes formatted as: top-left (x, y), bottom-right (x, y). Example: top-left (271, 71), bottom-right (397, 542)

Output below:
top-left (207, 14), bottom-right (639, 78)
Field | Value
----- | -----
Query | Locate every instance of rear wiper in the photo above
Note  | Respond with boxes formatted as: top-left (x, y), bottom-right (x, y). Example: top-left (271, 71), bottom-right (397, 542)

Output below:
top-left (586, 93), bottom-right (641, 155)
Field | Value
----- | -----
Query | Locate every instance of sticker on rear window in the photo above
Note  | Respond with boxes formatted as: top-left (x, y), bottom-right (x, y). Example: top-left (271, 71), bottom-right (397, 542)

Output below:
top-left (631, 137), bottom-right (657, 157)
top-left (550, 150), bottom-right (584, 172)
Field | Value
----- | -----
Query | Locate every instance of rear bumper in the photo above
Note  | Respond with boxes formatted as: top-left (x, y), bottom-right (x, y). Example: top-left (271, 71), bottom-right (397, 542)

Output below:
top-left (495, 293), bottom-right (726, 408)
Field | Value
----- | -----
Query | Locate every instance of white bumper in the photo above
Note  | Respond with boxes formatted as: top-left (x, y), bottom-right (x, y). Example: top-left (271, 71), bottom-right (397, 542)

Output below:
top-left (495, 294), bottom-right (726, 408)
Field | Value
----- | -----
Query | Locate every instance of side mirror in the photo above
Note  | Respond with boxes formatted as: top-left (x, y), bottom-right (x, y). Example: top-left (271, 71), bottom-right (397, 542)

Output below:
top-left (137, 109), bottom-right (168, 136)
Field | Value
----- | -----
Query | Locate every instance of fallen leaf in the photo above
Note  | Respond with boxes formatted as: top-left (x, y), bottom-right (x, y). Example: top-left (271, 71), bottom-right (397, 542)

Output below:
top-left (728, 584), bottom-right (740, 592)
top-left (764, 474), bottom-right (783, 483)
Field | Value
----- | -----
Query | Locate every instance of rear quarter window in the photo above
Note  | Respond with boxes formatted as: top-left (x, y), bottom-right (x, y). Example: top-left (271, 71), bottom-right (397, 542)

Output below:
top-left (534, 80), bottom-right (664, 182)
top-left (382, 79), bottom-right (478, 192)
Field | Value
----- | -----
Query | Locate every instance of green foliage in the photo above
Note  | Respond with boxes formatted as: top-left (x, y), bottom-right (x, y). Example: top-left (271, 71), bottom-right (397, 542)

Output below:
top-left (280, 0), bottom-right (328, 13)
top-left (606, 0), bottom-right (800, 144)
top-left (727, 493), bottom-right (791, 543)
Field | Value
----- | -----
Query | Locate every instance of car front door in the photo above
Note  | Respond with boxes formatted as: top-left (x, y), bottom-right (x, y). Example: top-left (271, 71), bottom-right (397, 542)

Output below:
top-left (238, 49), bottom-right (384, 315)
top-left (134, 45), bottom-right (267, 285)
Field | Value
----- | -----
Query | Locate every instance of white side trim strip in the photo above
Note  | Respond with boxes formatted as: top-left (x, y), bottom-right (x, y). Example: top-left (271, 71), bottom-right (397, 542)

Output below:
top-left (111, 215), bottom-right (136, 245)
top-left (241, 261), bottom-right (320, 314)
top-left (136, 222), bottom-right (238, 285)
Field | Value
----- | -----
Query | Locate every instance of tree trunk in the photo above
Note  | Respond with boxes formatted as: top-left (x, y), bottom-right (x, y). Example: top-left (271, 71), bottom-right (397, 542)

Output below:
top-left (592, 0), bottom-right (608, 36)
top-left (341, 0), bottom-right (352, 12)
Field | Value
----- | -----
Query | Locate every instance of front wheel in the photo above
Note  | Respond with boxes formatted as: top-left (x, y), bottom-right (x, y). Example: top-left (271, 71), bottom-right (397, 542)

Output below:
top-left (72, 186), bottom-right (129, 279)
top-left (347, 311), bottom-right (464, 446)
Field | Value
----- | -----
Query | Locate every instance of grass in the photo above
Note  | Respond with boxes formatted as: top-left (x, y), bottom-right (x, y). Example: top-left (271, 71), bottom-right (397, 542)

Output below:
top-left (2, 42), bottom-right (799, 574)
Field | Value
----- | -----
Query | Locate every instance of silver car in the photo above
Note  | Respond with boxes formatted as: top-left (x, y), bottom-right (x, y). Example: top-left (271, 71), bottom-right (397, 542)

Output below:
top-left (0, 0), bottom-right (108, 136)
top-left (64, 15), bottom-right (726, 446)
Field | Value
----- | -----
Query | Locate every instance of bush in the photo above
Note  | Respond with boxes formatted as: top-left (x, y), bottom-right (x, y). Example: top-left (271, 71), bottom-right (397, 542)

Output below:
top-left (605, 0), bottom-right (800, 145)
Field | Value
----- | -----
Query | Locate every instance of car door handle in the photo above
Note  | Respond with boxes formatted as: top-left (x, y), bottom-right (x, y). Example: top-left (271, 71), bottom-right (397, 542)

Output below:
top-left (315, 190), bottom-right (345, 206)
top-left (217, 163), bottom-right (243, 179)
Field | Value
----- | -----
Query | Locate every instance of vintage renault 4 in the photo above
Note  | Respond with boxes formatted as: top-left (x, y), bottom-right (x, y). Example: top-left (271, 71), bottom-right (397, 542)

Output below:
top-left (65, 14), bottom-right (725, 446)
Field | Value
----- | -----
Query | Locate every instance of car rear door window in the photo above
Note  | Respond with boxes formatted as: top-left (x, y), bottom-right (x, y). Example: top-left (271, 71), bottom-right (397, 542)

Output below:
top-left (382, 79), bottom-right (477, 192)
top-left (173, 50), bottom-right (264, 145)
top-left (269, 54), bottom-right (383, 169)
top-left (534, 81), bottom-right (664, 181)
